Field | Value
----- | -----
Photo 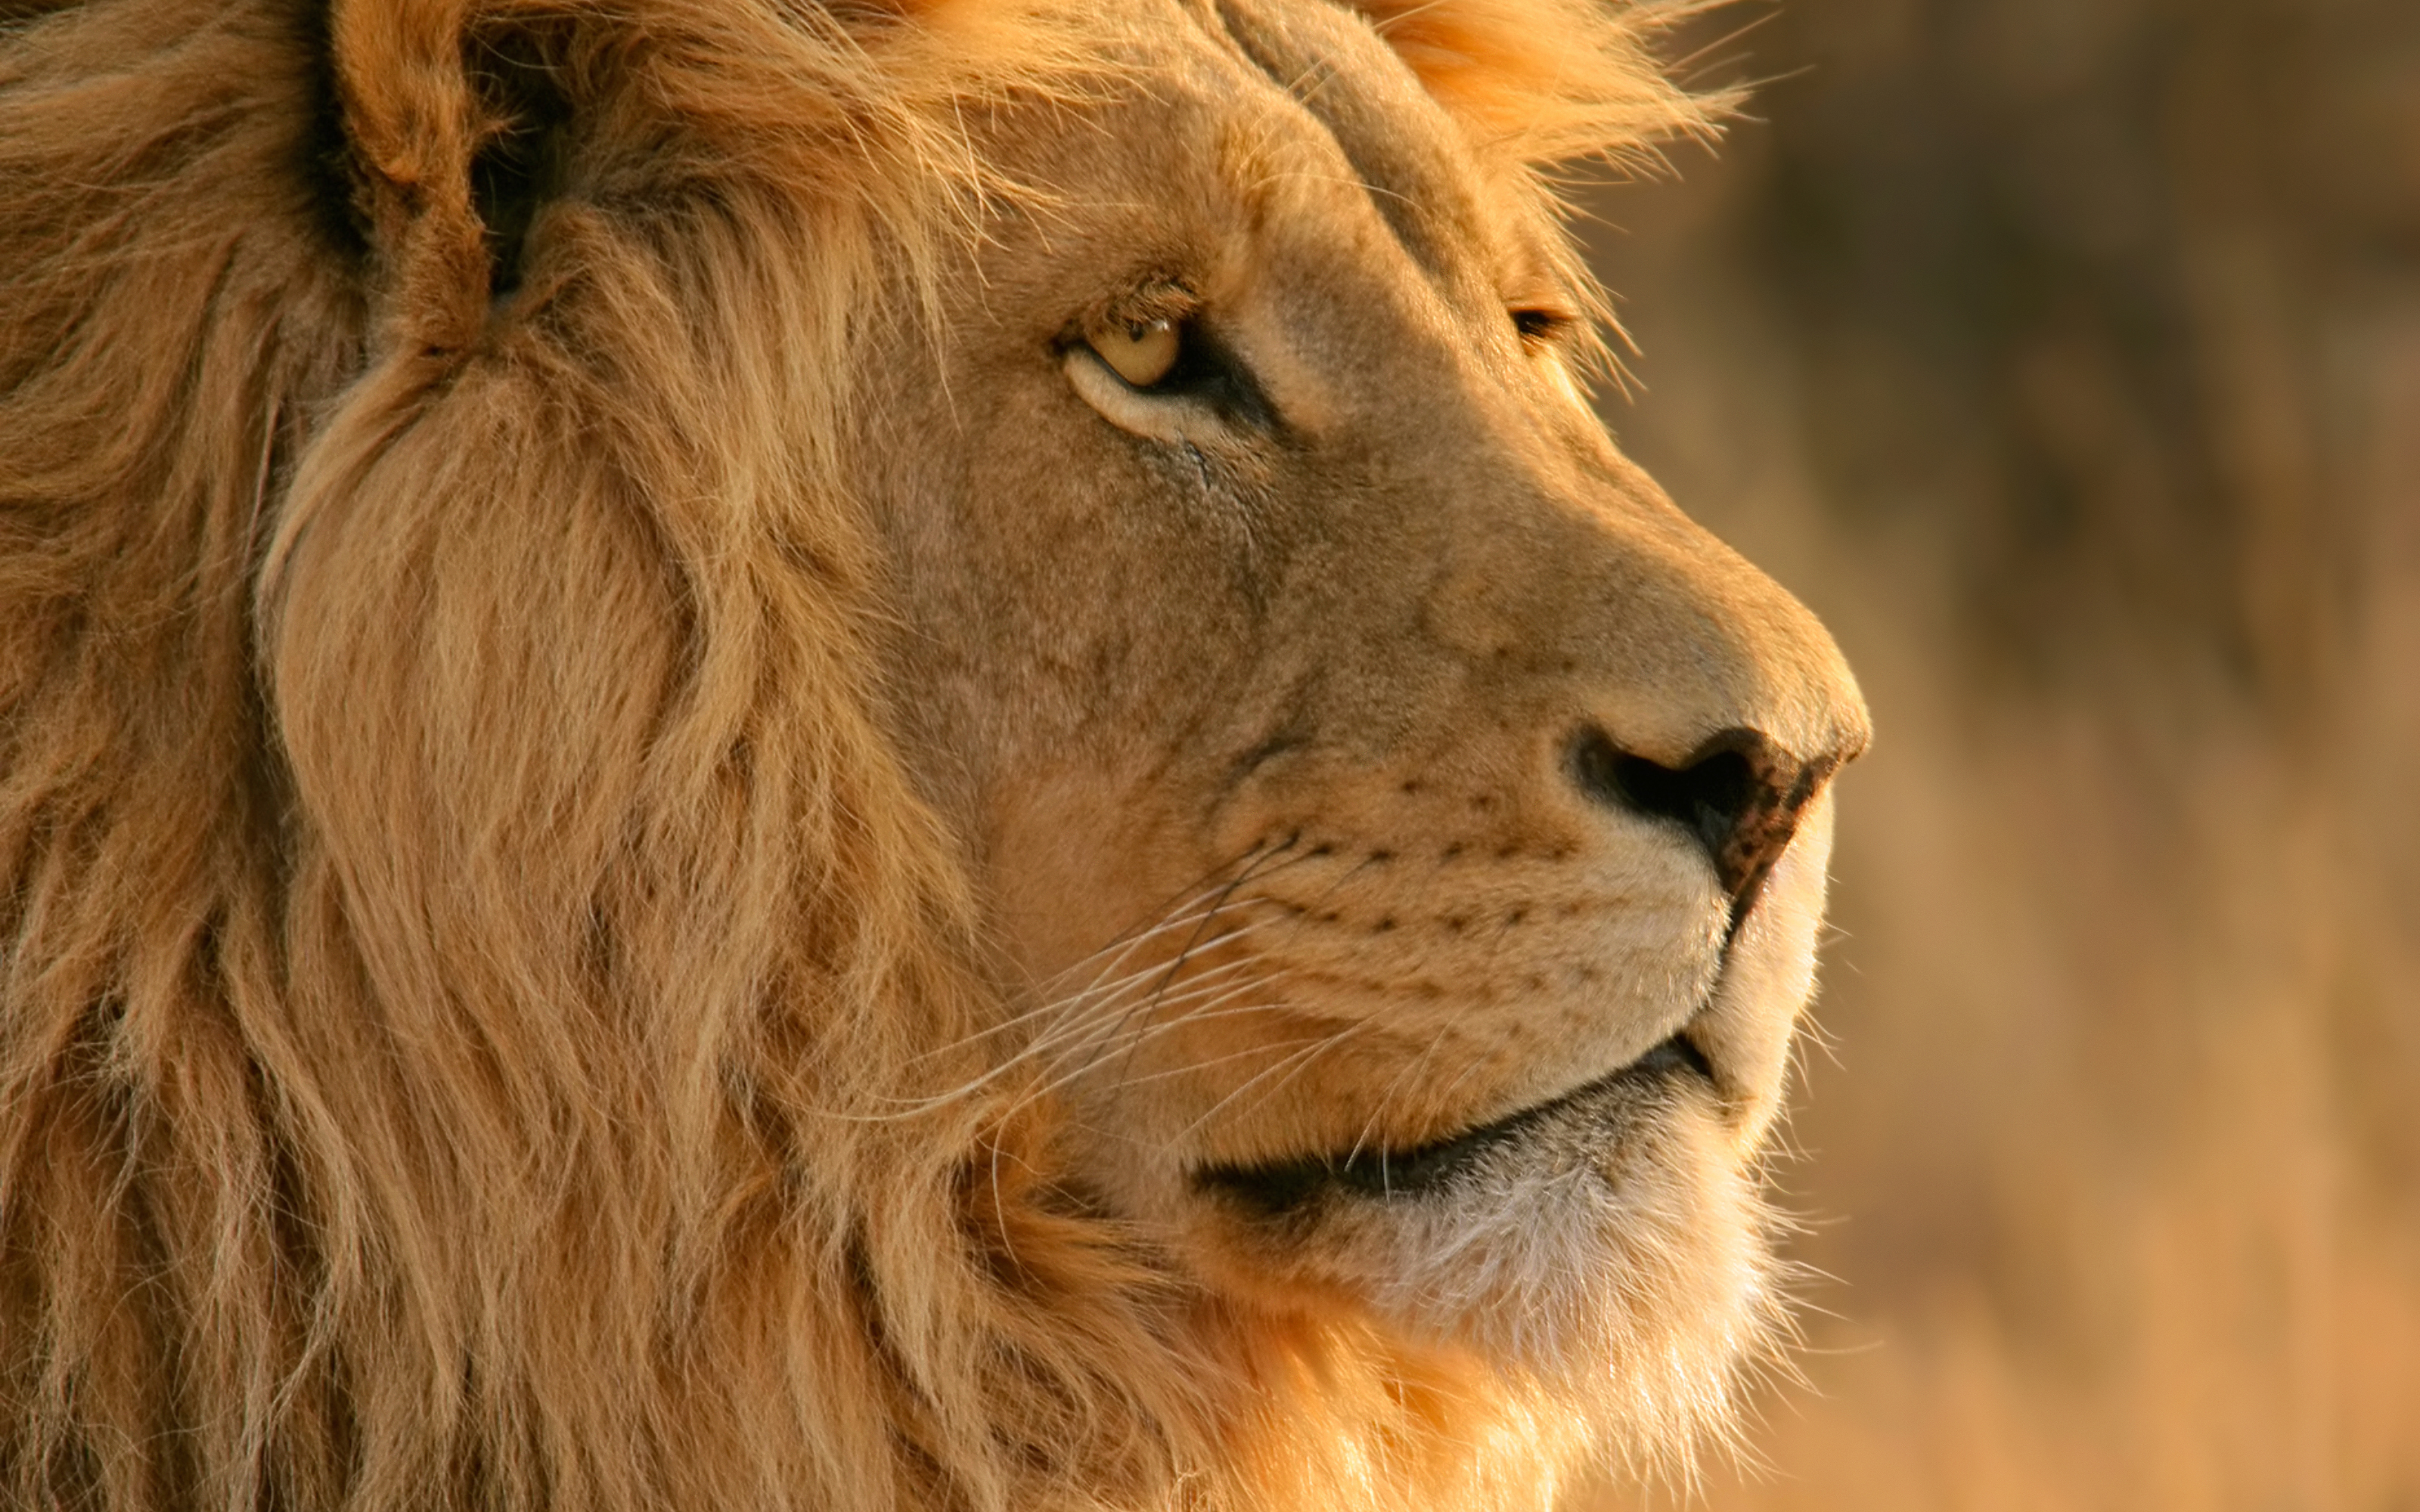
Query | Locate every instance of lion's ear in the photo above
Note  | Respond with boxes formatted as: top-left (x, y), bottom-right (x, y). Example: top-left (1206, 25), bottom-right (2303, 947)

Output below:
top-left (460, 26), bottom-right (576, 305)
top-left (328, 0), bottom-right (587, 345)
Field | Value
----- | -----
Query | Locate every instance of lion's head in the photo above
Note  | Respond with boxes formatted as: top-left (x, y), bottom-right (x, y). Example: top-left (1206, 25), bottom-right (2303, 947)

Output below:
top-left (1, 0), bottom-right (1866, 1508)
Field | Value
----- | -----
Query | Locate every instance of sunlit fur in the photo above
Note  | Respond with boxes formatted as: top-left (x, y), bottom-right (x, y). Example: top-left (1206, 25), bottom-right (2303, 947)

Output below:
top-left (0, 1), bottom-right (1810, 1508)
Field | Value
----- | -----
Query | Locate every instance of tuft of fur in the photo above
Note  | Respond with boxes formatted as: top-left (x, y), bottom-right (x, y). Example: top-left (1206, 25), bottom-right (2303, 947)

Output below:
top-left (1351, 0), bottom-right (1726, 166)
top-left (0, 1), bottom-right (1725, 1507)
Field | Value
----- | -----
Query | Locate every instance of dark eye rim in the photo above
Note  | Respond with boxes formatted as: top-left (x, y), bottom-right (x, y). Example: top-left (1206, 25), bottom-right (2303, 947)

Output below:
top-left (1511, 306), bottom-right (1577, 348)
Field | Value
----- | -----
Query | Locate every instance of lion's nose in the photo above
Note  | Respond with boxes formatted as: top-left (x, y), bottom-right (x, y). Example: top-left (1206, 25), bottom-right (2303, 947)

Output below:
top-left (1567, 726), bottom-right (1835, 906)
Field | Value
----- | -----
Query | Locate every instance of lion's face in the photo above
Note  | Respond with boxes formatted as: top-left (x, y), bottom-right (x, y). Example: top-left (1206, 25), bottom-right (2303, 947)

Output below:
top-left (3, 0), bottom-right (1866, 1499)
top-left (866, 0), bottom-right (1867, 1388)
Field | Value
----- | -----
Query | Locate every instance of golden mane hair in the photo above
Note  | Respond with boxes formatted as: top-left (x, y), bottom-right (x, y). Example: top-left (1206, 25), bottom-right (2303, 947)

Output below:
top-left (0, 2), bottom-right (1719, 1507)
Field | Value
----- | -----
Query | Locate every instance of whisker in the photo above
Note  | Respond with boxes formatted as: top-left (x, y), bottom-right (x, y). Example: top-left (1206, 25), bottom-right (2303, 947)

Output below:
top-left (1100, 1010), bottom-right (1340, 1090)
top-left (915, 905), bottom-right (1281, 1061)
top-left (1094, 1021), bottom-right (1338, 1092)
top-left (853, 835), bottom-right (1335, 1123)
top-left (882, 920), bottom-right (1294, 1120)
top-left (1004, 986), bottom-right (1302, 1122)
top-left (1037, 875), bottom-right (1255, 981)
top-left (1039, 972), bottom-right (1300, 1086)
top-left (1013, 924), bottom-right (1287, 1062)
top-left (861, 962), bottom-right (1271, 1118)
top-left (1021, 959), bottom-right (1285, 1084)
top-left (1344, 1016), bottom-right (1462, 1166)
top-left (1085, 843), bottom-right (1306, 1086)
top-left (1173, 1016), bottom-right (1376, 1146)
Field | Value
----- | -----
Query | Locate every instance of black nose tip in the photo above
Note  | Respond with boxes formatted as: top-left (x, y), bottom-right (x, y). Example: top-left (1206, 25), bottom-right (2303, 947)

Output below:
top-left (1568, 726), bottom-right (1826, 904)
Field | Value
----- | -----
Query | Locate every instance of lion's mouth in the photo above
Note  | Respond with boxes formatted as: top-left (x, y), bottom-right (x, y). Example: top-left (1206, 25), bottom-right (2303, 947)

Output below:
top-left (1190, 1030), bottom-right (1714, 1219)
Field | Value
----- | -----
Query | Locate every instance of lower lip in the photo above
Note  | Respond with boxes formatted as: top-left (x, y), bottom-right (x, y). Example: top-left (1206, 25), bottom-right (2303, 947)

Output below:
top-left (1191, 1030), bottom-right (1714, 1217)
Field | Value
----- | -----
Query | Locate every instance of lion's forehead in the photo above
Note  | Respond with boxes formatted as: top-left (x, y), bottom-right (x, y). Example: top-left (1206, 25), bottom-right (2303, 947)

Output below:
top-left (1072, 0), bottom-right (1534, 296)
top-left (1208, 0), bottom-right (1506, 269)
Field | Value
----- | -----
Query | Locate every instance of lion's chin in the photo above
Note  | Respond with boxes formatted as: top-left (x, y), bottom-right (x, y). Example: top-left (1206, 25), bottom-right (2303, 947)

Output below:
top-left (1189, 1035), bottom-right (1780, 1449)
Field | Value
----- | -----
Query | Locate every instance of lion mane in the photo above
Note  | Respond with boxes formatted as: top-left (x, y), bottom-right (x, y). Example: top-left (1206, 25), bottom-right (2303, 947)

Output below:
top-left (2, 2), bottom-right (1751, 1508)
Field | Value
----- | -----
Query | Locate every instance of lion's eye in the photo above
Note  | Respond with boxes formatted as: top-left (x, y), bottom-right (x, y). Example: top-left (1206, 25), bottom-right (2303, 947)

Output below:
top-left (1064, 311), bottom-right (1274, 439)
top-left (1512, 308), bottom-right (1573, 350)
top-left (1088, 319), bottom-right (1182, 389)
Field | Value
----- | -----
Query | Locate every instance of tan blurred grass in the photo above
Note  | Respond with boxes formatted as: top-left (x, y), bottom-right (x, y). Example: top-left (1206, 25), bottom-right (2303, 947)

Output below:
top-left (1569, 0), bottom-right (2420, 1505)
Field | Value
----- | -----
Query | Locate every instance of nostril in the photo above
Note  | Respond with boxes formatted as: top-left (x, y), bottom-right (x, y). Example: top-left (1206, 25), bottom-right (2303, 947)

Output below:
top-left (1571, 729), bottom-right (1758, 881)
top-left (1568, 726), bottom-right (1811, 904)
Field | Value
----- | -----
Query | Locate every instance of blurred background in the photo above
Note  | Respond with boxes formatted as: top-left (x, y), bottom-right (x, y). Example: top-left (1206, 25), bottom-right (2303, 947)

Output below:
top-left (1574, 0), bottom-right (2420, 1506)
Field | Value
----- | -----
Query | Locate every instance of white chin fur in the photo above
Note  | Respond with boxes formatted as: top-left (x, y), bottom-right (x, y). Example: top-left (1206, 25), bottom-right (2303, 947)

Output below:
top-left (1343, 1083), bottom-right (1779, 1455)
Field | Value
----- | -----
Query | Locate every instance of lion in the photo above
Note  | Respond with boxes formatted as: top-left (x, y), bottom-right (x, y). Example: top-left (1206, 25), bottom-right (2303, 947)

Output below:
top-left (0, 0), bottom-right (1869, 1507)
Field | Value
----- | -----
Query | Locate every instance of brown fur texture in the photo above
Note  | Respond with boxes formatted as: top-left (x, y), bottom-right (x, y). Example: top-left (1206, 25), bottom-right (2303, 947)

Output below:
top-left (0, 1), bottom-right (1867, 1507)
